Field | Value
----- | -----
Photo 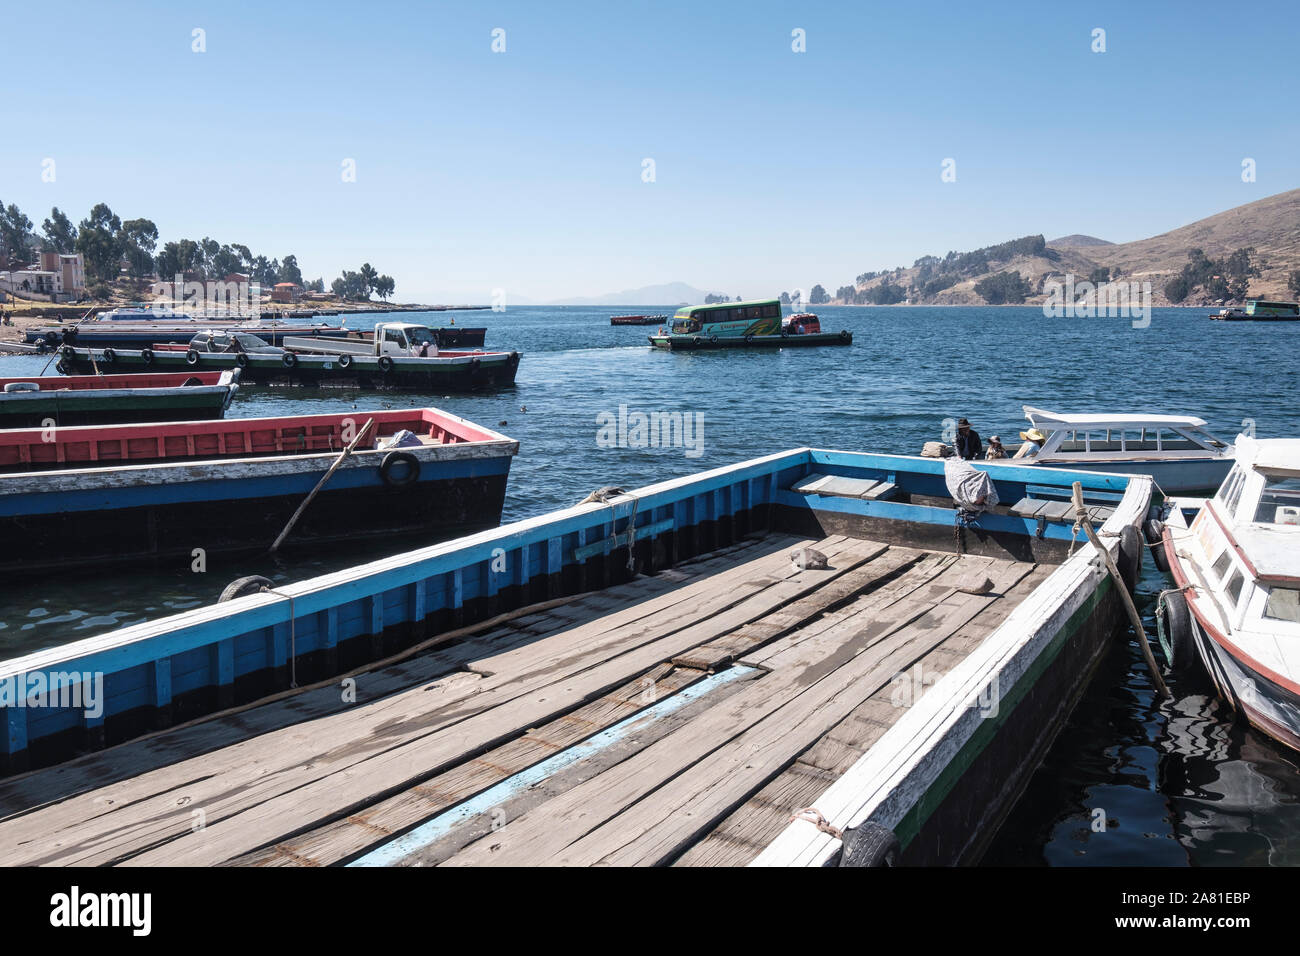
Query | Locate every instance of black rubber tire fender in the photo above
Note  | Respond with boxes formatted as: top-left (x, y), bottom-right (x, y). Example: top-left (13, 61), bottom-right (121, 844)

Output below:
top-left (1144, 519), bottom-right (1170, 574)
top-left (1117, 525), bottom-right (1143, 594)
top-left (379, 450), bottom-right (421, 487)
top-left (219, 575), bottom-right (274, 602)
top-left (838, 822), bottom-right (901, 867)
top-left (55, 360), bottom-right (69, 375)
top-left (61, 344), bottom-right (76, 359)
top-left (101, 347), bottom-right (116, 364)
top-left (235, 352), bottom-right (249, 367)
top-left (1162, 588), bottom-right (1196, 671)
top-left (282, 352), bottom-right (298, 368)
top-left (140, 348), bottom-right (154, 364)
top-left (378, 355), bottom-right (395, 373)
top-left (337, 352), bottom-right (352, 369)
top-left (186, 349), bottom-right (200, 365)
top-left (839, 329), bottom-right (851, 342)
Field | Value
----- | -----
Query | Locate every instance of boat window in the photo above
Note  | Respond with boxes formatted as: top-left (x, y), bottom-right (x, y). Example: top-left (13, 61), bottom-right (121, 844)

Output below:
top-left (1253, 475), bottom-right (1300, 526)
top-left (1217, 466), bottom-right (1246, 516)
top-left (1210, 549), bottom-right (1232, 581)
top-left (1226, 569), bottom-right (1246, 606)
top-left (383, 328), bottom-right (407, 346)
top-left (1264, 587), bottom-right (1300, 624)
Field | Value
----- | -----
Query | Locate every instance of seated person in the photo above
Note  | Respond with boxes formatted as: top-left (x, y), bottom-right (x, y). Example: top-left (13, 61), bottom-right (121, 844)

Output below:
top-left (985, 435), bottom-right (1006, 459)
top-left (1013, 428), bottom-right (1047, 459)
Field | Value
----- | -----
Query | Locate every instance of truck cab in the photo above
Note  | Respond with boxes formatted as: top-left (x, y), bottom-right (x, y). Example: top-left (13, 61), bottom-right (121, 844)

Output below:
top-left (375, 323), bottom-right (438, 357)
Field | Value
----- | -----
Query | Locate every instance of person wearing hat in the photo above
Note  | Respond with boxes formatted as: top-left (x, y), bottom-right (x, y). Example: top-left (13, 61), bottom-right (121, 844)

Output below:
top-left (954, 417), bottom-right (982, 460)
top-left (985, 435), bottom-right (1006, 460)
top-left (1013, 428), bottom-right (1047, 459)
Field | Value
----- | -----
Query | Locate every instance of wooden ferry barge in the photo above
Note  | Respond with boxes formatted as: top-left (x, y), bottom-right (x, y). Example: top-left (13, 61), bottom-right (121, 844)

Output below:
top-left (0, 409), bottom-right (517, 577)
top-left (56, 343), bottom-right (521, 391)
top-left (0, 450), bottom-right (1151, 866)
top-left (0, 371), bottom-right (239, 428)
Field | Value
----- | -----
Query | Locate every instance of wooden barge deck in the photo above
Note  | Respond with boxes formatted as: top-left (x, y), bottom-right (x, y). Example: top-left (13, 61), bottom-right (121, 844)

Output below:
top-left (0, 448), bottom-right (1153, 866)
top-left (0, 532), bottom-right (1047, 866)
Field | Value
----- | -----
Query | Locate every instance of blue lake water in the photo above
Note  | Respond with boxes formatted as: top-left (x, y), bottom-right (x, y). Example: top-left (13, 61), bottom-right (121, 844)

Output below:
top-left (1, 303), bottom-right (1297, 864)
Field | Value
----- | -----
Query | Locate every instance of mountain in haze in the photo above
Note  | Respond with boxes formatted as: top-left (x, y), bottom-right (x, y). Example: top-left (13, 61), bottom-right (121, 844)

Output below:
top-left (548, 281), bottom-right (731, 306)
top-left (1047, 234), bottom-right (1114, 248)
top-left (833, 188), bottom-right (1300, 306)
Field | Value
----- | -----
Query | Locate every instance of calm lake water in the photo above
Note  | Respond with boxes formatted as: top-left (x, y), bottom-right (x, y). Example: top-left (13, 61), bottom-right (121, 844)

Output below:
top-left (2, 304), bottom-right (1297, 865)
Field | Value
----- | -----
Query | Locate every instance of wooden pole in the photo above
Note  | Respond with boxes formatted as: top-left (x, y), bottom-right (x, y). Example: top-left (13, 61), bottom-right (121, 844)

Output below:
top-left (1071, 481), bottom-right (1170, 698)
top-left (269, 417), bottom-right (375, 554)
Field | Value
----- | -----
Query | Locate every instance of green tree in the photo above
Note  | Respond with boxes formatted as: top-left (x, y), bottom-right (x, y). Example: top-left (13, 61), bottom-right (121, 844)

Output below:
top-left (973, 271), bottom-right (1029, 305)
top-left (809, 284), bottom-right (829, 304)
top-left (75, 203), bottom-right (124, 282)
top-left (280, 254), bottom-right (303, 287)
top-left (0, 203), bottom-right (35, 269)
top-left (1164, 275), bottom-right (1190, 303)
top-left (119, 218), bottom-right (159, 278)
top-left (41, 207), bottom-right (78, 253)
top-left (359, 262), bottom-right (378, 299)
top-left (374, 275), bottom-right (395, 300)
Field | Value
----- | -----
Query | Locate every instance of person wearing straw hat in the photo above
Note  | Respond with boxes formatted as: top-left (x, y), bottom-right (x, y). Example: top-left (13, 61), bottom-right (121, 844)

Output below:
top-left (1013, 427), bottom-right (1047, 459)
top-left (985, 435), bottom-right (1007, 460)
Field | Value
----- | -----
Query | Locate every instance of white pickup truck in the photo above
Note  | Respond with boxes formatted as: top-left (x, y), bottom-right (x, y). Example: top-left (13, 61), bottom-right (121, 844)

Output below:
top-left (283, 323), bottom-right (440, 357)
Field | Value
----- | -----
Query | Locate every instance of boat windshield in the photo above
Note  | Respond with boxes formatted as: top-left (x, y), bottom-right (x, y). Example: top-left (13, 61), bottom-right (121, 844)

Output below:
top-left (234, 333), bottom-right (271, 349)
top-left (1265, 587), bottom-right (1300, 624)
top-left (1253, 474), bottom-right (1300, 526)
top-left (407, 327), bottom-right (436, 346)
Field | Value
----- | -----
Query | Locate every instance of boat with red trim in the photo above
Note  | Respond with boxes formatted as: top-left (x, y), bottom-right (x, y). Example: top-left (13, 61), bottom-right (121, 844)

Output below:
top-left (0, 408), bottom-right (518, 576)
top-left (0, 370), bottom-right (240, 428)
top-left (1156, 436), bottom-right (1300, 750)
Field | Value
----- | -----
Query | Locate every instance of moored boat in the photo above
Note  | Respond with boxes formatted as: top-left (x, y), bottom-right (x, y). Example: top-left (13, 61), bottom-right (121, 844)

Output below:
top-left (0, 447), bottom-right (1153, 870)
top-left (0, 408), bottom-right (518, 576)
top-left (0, 370), bottom-right (240, 428)
top-left (1157, 436), bottom-right (1300, 751)
top-left (25, 320), bottom-right (350, 349)
top-left (648, 299), bottom-right (853, 349)
top-left (990, 405), bottom-right (1234, 493)
top-left (55, 341), bottom-right (522, 391)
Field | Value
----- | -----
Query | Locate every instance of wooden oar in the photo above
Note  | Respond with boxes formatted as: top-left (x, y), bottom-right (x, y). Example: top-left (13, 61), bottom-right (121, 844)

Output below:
top-left (270, 417), bottom-right (375, 554)
top-left (1071, 481), bottom-right (1170, 698)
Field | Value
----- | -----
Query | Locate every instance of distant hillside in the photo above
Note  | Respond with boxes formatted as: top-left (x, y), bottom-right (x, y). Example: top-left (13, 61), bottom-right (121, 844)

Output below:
top-left (1048, 234), bottom-right (1114, 248)
top-left (832, 189), bottom-right (1300, 307)
top-left (552, 281), bottom-right (732, 306)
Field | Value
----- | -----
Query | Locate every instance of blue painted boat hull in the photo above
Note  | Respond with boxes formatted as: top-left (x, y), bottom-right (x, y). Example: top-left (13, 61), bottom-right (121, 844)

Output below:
top-left (1027, 456), bottom-right (1232, 494)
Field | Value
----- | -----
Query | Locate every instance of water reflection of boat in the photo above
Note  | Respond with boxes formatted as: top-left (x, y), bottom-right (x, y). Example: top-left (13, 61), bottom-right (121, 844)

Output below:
top-left (1155, 690), bottom-right (1300, 866)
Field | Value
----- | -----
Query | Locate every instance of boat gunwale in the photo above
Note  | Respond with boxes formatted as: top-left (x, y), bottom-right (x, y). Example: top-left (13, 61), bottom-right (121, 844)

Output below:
top-left (752, 471), bottom-right (1154, 867)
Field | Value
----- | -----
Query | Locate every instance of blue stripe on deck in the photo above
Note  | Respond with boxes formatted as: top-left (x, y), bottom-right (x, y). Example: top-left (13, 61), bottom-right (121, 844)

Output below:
top-left (347, 664), bottom-right (758, 867)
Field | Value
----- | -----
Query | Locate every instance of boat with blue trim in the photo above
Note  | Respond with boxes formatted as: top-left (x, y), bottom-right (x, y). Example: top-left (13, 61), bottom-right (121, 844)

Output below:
top-left (648, 299), bottom-right (852, 349)
top-left (0, 408), bottom-right (517, 577)
top-left (0, 447), bottom-right (1153, 868)
top-left (997, 406), bottom-right (1235, 494)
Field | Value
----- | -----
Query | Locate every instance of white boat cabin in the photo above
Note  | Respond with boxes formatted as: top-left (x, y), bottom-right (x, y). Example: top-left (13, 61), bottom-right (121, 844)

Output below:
top-left (1015, 406), bottom-right (1233, 463)
top-left (1181, 438), bottom-right (1300, 638)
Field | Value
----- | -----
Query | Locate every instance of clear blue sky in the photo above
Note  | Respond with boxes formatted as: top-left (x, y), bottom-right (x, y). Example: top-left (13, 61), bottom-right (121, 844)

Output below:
top-left (3, 0), bottom-right (1297, 302)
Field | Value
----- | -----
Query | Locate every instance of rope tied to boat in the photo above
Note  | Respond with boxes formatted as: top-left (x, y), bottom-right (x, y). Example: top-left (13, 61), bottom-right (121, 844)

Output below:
top-left (578, 486), bottom-right (639, 574)
top-left (790, 806), bottom-right (843, 841)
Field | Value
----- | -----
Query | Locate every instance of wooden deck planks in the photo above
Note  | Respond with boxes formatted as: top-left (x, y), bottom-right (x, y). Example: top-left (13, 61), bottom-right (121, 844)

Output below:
top-left (0, 540), bottom-right (775, 821)
top-left (3, 536), bottom-right (884, 866)
top-left (442, 558), bottom-right (1033, 867)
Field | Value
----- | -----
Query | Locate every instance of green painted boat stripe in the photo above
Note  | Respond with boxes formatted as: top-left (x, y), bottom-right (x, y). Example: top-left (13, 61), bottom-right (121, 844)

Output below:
top-left (889, 575), bottom-right (1114, 849)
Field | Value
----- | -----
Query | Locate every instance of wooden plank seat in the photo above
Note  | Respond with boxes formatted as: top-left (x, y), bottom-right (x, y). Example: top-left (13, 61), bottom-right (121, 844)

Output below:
top-left (791, 473), bottom-right (897, 501)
